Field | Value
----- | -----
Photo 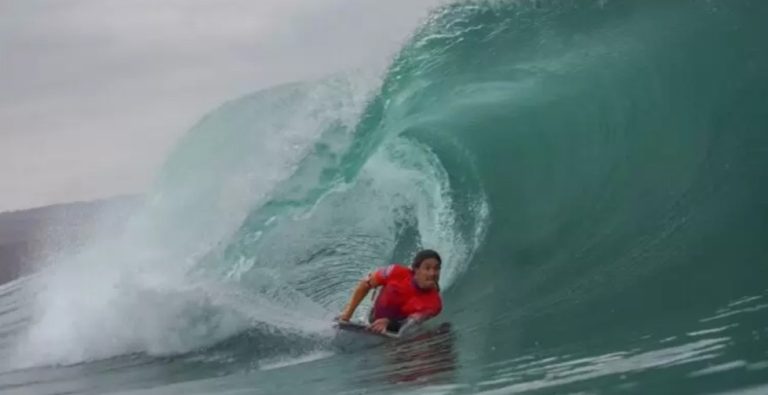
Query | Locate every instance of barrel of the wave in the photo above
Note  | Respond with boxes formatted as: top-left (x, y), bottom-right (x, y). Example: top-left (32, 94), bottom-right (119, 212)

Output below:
top-left (357, 0), bottom-right (768, 392)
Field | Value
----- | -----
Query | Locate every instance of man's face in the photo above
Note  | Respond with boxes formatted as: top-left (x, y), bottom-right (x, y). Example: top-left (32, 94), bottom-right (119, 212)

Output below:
top-left (414, 258), bottom-right (441, 290)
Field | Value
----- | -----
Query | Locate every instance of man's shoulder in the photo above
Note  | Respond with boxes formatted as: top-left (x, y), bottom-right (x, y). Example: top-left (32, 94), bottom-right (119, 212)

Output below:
top-left (384, 263), bottom-right (412, 280)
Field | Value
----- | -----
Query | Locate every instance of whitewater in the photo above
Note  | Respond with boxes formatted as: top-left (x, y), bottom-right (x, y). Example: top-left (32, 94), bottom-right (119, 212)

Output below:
top-left (1, 0), bottom-right (768, 394)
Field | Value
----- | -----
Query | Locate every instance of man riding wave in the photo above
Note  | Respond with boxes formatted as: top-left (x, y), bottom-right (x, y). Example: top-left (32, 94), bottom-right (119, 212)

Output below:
top-left (338, 249), bottom-right (443, 334)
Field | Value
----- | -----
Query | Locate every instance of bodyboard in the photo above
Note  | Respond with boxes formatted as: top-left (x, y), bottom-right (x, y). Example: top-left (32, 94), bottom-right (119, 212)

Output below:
top-left (334, 320), bottom-right (400, 339)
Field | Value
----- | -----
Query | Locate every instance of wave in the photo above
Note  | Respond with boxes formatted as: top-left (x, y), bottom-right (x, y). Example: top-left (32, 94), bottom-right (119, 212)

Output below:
top-left (2, 1), bottom-right (768, 393)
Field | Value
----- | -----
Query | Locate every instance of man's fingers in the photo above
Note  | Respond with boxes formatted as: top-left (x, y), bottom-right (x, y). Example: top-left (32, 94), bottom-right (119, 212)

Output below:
top-left (369, 322), bottom-right (384, 333)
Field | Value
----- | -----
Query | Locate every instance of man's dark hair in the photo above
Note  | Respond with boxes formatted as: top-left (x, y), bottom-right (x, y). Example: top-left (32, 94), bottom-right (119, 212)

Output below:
top-left (411, 249), bottom-right (442, 269)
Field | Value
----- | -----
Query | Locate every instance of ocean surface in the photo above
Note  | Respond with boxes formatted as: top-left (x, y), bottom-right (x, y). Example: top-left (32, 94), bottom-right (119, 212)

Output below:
top-left (2, 0), bottom-right (768, 394)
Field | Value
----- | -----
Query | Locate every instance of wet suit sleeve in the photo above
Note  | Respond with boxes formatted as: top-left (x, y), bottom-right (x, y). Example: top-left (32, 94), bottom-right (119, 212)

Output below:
top-left (369, 264), bottom-right (397, 287)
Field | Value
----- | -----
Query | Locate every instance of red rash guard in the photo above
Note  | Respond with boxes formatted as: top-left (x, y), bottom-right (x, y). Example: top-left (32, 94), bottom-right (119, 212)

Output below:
top-left (370, 264), bottom-right (442, 323)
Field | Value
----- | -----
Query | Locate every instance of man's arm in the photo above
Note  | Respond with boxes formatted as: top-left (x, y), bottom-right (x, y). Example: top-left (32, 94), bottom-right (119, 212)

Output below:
top-left (338, 273), bottom-right (382, 321)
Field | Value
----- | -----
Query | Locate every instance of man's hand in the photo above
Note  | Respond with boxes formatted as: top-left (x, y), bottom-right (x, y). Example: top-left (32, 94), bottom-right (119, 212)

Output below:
top-left (369, 318), bottom-right (390, 333)
top-left (338, 274), bottom-right (378, 324)
top-left (337, 311), bottom-right (352, 322)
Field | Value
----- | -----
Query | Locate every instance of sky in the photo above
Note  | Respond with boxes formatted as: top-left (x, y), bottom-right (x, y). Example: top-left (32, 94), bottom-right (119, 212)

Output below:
top-left (0, 0), bottom-right (441, 212)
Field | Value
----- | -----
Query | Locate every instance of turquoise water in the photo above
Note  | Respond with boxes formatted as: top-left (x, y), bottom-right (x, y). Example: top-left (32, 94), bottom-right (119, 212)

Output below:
top-left (2, 0), bottom-right (768, 393)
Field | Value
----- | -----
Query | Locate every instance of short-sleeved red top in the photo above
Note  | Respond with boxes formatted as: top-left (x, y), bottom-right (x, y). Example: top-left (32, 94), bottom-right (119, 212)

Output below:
top-left (370, 264), bottom-right (442, 322)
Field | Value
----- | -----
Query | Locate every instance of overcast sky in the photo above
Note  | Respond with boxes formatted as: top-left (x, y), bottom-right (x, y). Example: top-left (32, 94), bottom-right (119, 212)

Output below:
top-left (0, 0), bottom-right (440, 212)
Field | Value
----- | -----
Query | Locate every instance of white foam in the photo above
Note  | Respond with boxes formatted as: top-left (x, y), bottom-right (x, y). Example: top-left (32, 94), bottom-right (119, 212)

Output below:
top-left (8, 74), bottom-right (379, 368)
top-left (259, 350), bottom-right (335, 371)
